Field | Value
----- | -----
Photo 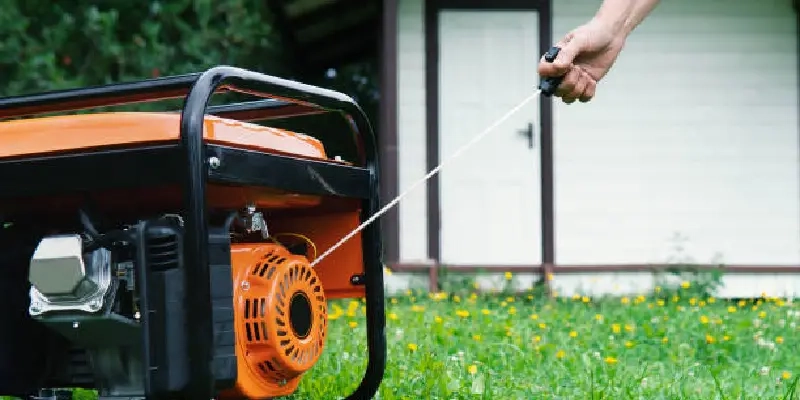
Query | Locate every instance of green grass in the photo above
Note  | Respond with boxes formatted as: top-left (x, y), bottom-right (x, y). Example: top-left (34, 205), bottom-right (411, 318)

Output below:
top-left (4, 282), bottom-right (800, 399)
top-left (287, 285), bottom-right (800, 399)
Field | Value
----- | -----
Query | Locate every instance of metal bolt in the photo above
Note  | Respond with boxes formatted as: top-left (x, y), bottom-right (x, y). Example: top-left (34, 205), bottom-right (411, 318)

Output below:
top-left (241, 280), bottom-right (251, 291)
top-left (88, 299), bottom-right (102, 311)
top-left (72, 321), bottom-right (80, 329)
top-left (208, 156), bottom-right (221, 169)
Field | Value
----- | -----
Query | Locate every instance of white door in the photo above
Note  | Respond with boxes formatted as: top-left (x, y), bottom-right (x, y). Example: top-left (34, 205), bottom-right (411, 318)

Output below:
top-left (438, 10), bottom-right (542, 265)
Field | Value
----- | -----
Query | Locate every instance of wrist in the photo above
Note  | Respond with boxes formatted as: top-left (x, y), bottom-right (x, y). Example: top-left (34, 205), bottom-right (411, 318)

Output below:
top-left (589, 14), bottom-right (631, 39)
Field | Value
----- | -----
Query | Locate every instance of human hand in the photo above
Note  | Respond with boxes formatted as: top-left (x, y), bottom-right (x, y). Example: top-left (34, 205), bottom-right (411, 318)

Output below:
top-left (538, 19), bottom-right (627, 103)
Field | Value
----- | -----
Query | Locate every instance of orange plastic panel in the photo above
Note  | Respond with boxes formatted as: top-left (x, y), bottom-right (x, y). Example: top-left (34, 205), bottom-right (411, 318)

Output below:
top-left (268, 207), bottom-right (366, 299)
top-left (0, 112), bottom-right (328, 160)
top-left (220, 243), bottom-right (327, 400)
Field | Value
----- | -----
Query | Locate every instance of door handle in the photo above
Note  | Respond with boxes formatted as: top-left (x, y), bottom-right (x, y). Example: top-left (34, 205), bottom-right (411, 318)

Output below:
top-left (517, 122), bottom-right (534, 149)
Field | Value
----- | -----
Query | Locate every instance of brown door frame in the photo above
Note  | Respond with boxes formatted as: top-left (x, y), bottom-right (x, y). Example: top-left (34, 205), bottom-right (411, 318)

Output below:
top-left (424, 0), bottom-right (555, 278)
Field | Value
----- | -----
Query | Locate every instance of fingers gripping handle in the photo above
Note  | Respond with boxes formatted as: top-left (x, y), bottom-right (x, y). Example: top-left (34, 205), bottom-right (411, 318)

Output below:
top-left (538, 46), bottom-right (563, 97)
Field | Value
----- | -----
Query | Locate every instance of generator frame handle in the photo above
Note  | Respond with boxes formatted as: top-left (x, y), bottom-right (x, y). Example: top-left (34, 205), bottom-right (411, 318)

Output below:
top-left (0, 67), bottom-right (387, 400)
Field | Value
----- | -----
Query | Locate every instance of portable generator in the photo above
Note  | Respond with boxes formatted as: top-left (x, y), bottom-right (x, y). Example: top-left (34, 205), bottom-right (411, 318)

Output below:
top-left (0, 67), bottom-right (386, 399)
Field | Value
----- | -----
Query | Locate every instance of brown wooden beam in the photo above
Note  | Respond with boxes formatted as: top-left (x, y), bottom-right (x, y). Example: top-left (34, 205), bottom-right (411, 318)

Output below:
top-left (389, 263), bottom-right (800, 274)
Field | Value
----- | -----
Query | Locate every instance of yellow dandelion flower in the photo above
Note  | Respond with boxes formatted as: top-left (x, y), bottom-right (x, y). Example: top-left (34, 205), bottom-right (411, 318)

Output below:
top-left (572, 294), bottom-right (581, 301)
top-left (569, 331), bottom-right (577, 338)
top-left (595, 314), bottom-right (603, 321)
top-left (468, 364), bottom-right (478, 375)
top-left (708, 297), bottom-right (716, 303)
top-left (538, 322), bottom-right (547, 329)
top-left (604, 356), bottom-right (617, 364)
top-left (390, 298), bottom-right (398, 304)
top-left (723, 335), bottom-right (730, 341)
top-left (508, 306), bottom-right (517, 315)
top-left (657, 299), bottom-right (665, 307)
top-left (699, 300), bottom-right (707, 307)
top-left (504, 271), bottom-right (513, 280)
top-left (434, 316), bottom-right (443, 324)
top-left (624, 324), bottom-right (634, 332)
top-left (705, 334), bottom-right (715, 344)
top-left (555, 349), bottom-right (565, 359)
top-left (388, 312), bottom-right (398, 320)
top-left (624, 341), bottom-right (634, 348)
top-left (611, 324), bottom-right (621, 334)
top-left (727, 306), bottom-right (737, 313)
top-left (411, 305), bottom-right (425, 312)
top-left (782, 371), bottom-right (792, 380)
top-left (453, 295), bottom-right (461, 303)
top-left (481, 309), bottom-right (491, 315)
top-left (500, 301), bottom-right (508, 307)
top-left (506, 296), bottom-right (515, 303)
top-left (581, 296), bottom-right (590, 303)
top-left (407, 343), bottom-right (418, 352)
top-left (776, 336), bottom-right (784, 344)
top-left (533, 335), bottom-right (541, 343)
top-left (759, 311), bottom-right (767, 319)
top-left (662, 336), bottom-right (669, 344)
top-left (689, 297), bottom-right (697, 306)
top-left (530, 314), bottom-right (539, 320)
top-left (654, 285), bottom-right (662, 293)
top-left (473, 334), bottom-right (481, 341)
top-left (738, 300), bottom-right (746, 307)
top-left (672, 295), bottom-right (680, 302)
top-left (620, 297), bottom-right (630, 305)
top-left (700, 315), bottom-right (709, 324)
top-left (681, 281), bottom-right (690, 289)
top-left (455, 309), bottom-right (470, 318)
top-left (349, 321), bottom-right (358, 328)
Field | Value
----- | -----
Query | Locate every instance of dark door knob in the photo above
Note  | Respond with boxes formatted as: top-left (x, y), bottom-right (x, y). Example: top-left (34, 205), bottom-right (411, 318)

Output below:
top-left (518, 122), bottom-right (534, 149)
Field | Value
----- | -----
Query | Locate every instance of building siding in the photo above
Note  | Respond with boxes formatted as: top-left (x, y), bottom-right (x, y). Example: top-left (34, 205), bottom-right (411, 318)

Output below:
top-left (389, 0), bottom-right (800, 297)
top-left (552, 0), bottom-right (799, 266)
top-left (396, 0), bottom-right (429, 263)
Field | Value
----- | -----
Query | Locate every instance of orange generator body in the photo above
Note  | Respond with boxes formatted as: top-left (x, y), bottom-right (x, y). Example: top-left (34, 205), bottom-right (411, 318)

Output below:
top-left (0, 67), bottom-right (386, 400)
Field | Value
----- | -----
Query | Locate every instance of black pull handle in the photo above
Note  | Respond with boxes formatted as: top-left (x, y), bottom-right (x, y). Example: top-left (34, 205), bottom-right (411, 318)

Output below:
top-left (538, 46), bottom-right (564, 97)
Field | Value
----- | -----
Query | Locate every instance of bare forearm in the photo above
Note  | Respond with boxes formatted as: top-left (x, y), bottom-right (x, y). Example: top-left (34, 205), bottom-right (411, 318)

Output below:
top-left (593, 0), bottom-right (661, 37)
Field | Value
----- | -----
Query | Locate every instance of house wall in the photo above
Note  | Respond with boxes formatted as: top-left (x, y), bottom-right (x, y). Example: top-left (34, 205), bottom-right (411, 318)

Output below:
top-left (387, 0), bottom-right (800, 298)
top-left (549, 0), bottom-right (800, 298)
top-left (384, 0), bottom-right (432, 293)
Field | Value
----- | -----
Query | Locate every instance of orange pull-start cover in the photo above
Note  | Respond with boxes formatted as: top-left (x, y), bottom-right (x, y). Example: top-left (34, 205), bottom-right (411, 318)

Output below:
top-left (219, 243), bottom-right (328, 399)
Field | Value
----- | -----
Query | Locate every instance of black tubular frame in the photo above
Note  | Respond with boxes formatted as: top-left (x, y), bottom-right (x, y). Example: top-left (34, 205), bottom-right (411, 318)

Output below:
top-left (0, 67), bottom-right (387, 400)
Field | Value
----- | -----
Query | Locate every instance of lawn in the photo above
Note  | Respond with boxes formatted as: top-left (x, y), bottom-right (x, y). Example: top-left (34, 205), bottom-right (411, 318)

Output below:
top-left (287, 281), bottom-right (800, 399)
top-left (4, 278), bottom-right (800, 399)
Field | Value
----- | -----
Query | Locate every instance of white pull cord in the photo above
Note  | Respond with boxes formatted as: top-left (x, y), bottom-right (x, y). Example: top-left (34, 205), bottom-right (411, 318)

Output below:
top-left (309, 89), bottom-right (543, 267)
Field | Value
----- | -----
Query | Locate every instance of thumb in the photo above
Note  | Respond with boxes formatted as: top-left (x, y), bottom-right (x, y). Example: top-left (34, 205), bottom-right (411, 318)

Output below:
top-left (550, 36), bottom-right (583, 71)
top-left (539, 34), bottom-right (581, 77)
